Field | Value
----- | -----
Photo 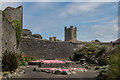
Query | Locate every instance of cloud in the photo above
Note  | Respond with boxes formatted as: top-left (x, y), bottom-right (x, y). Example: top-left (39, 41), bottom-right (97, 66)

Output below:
top-left (83, 16), bottom-right (115, 23)
top-left (88, 18), bottom-right (118, 41)
top-left (59, 2), bottom-right (106, 18)
top-left (22, 2), bottom-right (117, 41)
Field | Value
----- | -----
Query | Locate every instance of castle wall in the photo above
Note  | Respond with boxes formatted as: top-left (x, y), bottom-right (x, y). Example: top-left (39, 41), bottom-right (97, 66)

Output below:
top-left (22, 29), bottom-right (32, 38)
top-left (4, 6), bottom-right (23, 28)
top-left (19, 38), bottom-right (79, 59)
top-left (1, 6), bottom-right (113, 59)
top-left (1, 6), bottom-right (23, 53)
top-left (2, 15), bottom-right (16, 53)
top-left (18, 37), bottom-right (113, 59)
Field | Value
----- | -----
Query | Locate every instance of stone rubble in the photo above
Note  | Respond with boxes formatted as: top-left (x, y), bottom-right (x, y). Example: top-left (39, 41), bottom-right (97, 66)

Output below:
top-left (34, 67), bottom-right (87, 75)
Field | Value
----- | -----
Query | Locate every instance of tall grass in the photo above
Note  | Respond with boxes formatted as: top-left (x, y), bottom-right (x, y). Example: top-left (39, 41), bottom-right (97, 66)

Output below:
top-left (2, 50), bottom-right (22, 72)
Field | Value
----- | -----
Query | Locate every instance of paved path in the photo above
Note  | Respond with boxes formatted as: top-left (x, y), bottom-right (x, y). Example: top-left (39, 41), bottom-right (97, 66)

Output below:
top-left (17, 66), bottom-right (99, 79)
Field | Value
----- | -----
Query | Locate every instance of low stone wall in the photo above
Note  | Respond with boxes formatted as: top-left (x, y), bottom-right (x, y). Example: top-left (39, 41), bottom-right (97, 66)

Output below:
top-left (19, 38), bottom-right (79, 59)
top-left (19, 37), bottom-right (113, 59)
top-left (39, 62), bottom-right (70, 68)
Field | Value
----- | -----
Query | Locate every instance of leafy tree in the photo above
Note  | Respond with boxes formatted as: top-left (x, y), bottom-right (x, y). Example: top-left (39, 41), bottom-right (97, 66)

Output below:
top-left (95, 39), bottom-right (100, 42)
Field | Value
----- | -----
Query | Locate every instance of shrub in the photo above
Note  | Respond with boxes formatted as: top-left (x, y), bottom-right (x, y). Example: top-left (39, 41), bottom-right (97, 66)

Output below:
top-left (73, 49), bottom-right (84, 61)
top-left (95, 39), bottom-right (100, 42)
top-left (95, 46), bottom-right (107, 57)
top-left (72, 43), bottom-right (112, 65)
top-left (56, 39), bottom-right (62, 41)
top-left (24, 56), bottom-right (37, 62)
top-left (2, 50), bottom-right (22, 72)
top-left (19, 59), bottom-right (28, 66)
top-left (97, 45), bottom-right (120, 80)
top-left (19, 56), bottom-right (36, 66)
top-left (12, 20), bottom-right (22, 48)
top-left (73, 43), bottom-right (100, 61)
top-left (106, 45), bottom-right (120, 79)
top-left (2, 11), bottom-right (7, 16)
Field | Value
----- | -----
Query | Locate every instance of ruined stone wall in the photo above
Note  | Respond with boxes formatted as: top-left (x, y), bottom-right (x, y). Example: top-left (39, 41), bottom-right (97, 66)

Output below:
top-left (4, 6), bottom-right (23, 28)
top-left (19, 37), bottom-right (113, 59)
top-left (2, 15), bottom-right (16, 53)
top-left (1, 6), bottom-right (23, 53)
top-left (22, 29), bottom-right (32, 38)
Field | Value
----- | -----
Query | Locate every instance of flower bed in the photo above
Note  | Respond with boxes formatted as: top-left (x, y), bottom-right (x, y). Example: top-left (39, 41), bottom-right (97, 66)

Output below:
top-left (35, 67), bottom-right (87, 75)
top-left (31, 60), bottom-right (87, 75)
top-left (41, 60), bottom-right (66, 63)
top-left (29, 60), bottom-right (73, 63)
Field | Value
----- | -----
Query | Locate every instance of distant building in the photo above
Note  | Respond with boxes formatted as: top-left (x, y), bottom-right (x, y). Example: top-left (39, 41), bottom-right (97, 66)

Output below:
top-left (65, 25), bottom-right (77, 42)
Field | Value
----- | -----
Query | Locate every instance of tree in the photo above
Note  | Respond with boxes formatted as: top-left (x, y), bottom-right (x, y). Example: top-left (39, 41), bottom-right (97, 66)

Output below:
top-left (95, 39), bottom-right (100, 42)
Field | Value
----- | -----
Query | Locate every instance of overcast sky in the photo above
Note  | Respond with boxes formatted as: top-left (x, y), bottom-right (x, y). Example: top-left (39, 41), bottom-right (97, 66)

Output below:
top-left (1, 0), bottom-right (119, 42)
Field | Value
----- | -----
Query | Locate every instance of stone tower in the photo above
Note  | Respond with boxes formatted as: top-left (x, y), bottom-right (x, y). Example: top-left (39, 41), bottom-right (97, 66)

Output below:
top-left (65, 25), bottom-right (77, 42)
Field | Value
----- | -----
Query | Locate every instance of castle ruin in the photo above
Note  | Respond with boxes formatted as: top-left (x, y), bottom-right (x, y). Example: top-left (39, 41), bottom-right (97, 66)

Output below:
top-left (65, 25), bottom-right (77, 42)
top-left (1, 6), bottom-right (113, 59)
top-left (22, 29), bottom-right (42, 39)
top-left (4, 6), bottom-right (23, 28)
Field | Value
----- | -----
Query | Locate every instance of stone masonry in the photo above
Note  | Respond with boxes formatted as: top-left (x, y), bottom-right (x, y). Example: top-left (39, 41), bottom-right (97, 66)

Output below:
top-left (2, 6), bottom-right (23, 53)
top-left (32, 34), bottom-right (42, 39)
top-left (18, 37), bottom-right (113, 59)
top-left (22, 29), bottom-right (42, 39)
top-left (18, 37), bottom-right (79, 59)
top-left (22, 29), bottom-right (32, 38)
top-left (65, 25), bottom-right (77, 42)
top-left (2, 13), bottom-right (17, 53)
top-left (4, 6), bottom-right (23, 28)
